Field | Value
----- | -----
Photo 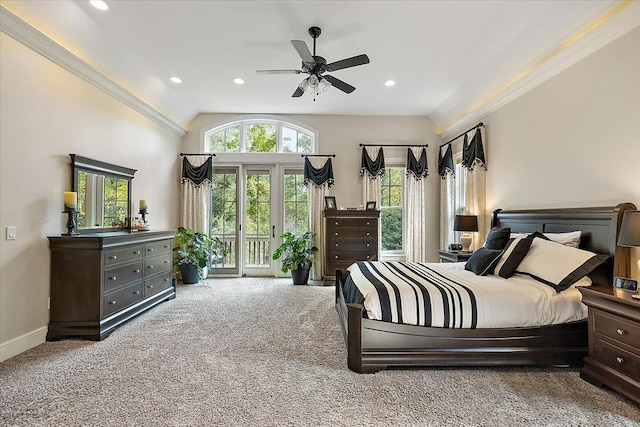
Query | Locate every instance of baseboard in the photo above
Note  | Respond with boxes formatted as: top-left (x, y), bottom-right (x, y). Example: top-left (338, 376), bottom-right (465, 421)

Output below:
top-left (0, 326), bottom-right (47, 362)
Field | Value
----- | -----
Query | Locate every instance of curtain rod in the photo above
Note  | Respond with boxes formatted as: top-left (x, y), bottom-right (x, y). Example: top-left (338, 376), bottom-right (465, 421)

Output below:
top-left (358, 143), bottom-right (428, 148)
top-left (439, 122), bottom-right (484, 148)
top-left (301, 154), bottom-right (336, 158)
top-left (179, 153), bottom-right (216, 156)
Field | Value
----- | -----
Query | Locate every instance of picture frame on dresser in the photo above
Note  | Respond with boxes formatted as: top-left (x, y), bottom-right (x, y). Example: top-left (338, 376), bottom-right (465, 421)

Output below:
top-left (325, 196), bottom-right (337, 210)
top-left (366, 201), bottom-right (376, 210)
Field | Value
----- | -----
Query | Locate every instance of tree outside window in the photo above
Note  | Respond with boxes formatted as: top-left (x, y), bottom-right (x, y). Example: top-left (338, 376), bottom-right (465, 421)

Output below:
top-left (380, 167), bottom-right (404, 251)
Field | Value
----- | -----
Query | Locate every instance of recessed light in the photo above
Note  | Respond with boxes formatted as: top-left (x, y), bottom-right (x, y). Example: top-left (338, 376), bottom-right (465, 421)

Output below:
top-left (233, 77), bottom-right (245, 85)
top-left (89, 1), bottom-right (109, 11)
top-left (170, 76), bottom-right (182, 84)
top-left (385, 80), bottom-right (396, 87)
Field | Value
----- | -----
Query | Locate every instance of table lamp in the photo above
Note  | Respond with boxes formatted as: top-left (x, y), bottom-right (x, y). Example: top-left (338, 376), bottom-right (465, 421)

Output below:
top-left (454, 214), bottom-right (478, 252)
top-left (618, 210), bottom-right (640, 281)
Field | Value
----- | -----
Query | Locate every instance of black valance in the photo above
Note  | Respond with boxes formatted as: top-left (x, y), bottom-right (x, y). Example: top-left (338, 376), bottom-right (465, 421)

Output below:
top-left (181, 157), bottom-right (212, 186)
top-left (438, 144), bottom-right (455, 178)
top-left (360, 147), bottom-right (385, 178)
top-left (462, 128), bottom-right (487, 170)
top-left (406, 147), bottom-right (429, 180)
top-left (303, 157), bottom-right (334, 187)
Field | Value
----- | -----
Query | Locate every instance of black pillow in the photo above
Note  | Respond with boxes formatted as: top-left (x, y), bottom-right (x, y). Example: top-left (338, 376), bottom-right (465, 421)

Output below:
top-left (465, 247), bottom-right (504, 276)
top-left (493, 236), bottom-right (534, 278)
top-left (484, 227), bottom-right (511, 250)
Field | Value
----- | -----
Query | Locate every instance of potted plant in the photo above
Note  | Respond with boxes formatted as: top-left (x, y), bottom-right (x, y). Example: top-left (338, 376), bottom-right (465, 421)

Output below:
top-left (173, 227), bottom-right (225, 284)
top-left (272, 231), bottom-right (318, 285)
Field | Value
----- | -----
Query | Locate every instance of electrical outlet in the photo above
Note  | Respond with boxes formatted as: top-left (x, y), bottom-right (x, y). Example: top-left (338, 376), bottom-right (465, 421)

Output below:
top-left (6, 226), bottom-right (16, 240)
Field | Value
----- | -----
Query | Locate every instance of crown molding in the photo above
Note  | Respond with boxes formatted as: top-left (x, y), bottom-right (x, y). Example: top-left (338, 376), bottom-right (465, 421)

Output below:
top-left (436, 1), bottom-right (640, 140)
top-left (0, 5), bottom-right (186, 137)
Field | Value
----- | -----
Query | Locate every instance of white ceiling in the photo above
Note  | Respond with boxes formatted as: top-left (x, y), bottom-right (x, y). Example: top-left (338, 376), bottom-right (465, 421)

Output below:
top-left (2, 0), bottom-right (639, 133)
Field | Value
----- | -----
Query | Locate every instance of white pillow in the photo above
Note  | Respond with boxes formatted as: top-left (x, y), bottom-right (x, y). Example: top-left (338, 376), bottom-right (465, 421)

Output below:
top-left (515, 237), bottom-right (608, 292)
top-left (510, 231), bottom-right (581, 248)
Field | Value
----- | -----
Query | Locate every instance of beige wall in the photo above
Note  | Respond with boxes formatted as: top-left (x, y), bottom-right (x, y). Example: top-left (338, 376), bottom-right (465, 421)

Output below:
top-left (184, 113), bottom-right (442, 260)
top-left (0, 33), bottom-right (182, 360)
top-left (481, 26), bottom-right (640, 278)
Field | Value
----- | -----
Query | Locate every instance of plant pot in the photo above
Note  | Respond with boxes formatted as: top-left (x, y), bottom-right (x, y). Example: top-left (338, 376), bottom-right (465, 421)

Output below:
top-left (291, 262), bottom-right (312, 285)
top-left (179, 263), bottom-right (200, 284)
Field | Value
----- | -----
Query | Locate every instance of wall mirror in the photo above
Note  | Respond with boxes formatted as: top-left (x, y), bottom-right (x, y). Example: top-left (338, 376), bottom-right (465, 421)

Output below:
top-left (70, 154), bottom-right (136, 232)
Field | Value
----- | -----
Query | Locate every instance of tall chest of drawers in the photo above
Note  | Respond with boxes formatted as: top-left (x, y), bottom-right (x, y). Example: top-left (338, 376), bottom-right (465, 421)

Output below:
top-left (578, 286), bottom-right (640, 404)
top-left (324, 210), bottom-right (379, 284)
top-left (47, 230), bottom-right (175, 341)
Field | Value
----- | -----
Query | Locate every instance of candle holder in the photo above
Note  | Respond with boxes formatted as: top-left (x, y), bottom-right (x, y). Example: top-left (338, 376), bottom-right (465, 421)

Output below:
top-left (63, 207), bottom-right (79, 236)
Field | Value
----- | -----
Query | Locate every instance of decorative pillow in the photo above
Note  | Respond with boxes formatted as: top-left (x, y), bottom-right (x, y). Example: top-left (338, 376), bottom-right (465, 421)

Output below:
top-left (465, 247), bottom-right (504, 276)
top-left (510, 231), bottom-right (581, 248)
top-left (484, 227), bottom-right (511, 250)
top-left (493, 236), bottom-right (534, 278)
top-left (515, 237), bottom-right (608, 292)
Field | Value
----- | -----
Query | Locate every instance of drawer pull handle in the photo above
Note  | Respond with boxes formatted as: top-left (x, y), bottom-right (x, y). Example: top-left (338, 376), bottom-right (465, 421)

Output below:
top-left (366, 222), bottom-right (370, 225)
top-left (109, 300), bottom-right (117, 305)
top-left (134, 269), bottom-right (141, 273)
top-left (109, 255), bottom-right (117, 260)
top-left (148, 285), bottom-right (154, 289)
top-left (148, 248), bottom-right (154, 252)
top-left (164, 245), bottom-right (169, 248)
top-left (109, 276), bottom-right (117, 281)
top-left (335, 255), bottom-right (339, 259)
top-left (616, 357), bottom-right (624, 364)
top-left (164, 260), bottom-right (169, 264)
top-left (366, 243), bottom-right (370, 247)
top-left (164, 278), bottom-right (170, 282)
top-left (148, 265), bottom-right (154, 269)
top-left (133, 251), bottom-right (141, 255)
top-left (335, 232), bottom-right (339, 236)
top-left (335, 243), bottom-right (339, 247)
top-left (617, 329), bottom-right (625, 335)
top-left (366, 256), bottom-right (370, 259)
top-left (133, 290), bottom-right (140, 295)
top-left (335, 222), bottom-right (339, 225)
top-left (366, 232), bottom-right (370, 236)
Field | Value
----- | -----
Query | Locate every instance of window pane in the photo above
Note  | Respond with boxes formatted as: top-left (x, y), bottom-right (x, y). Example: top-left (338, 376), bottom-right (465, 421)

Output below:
top-left (224, 127), bottom-right (240, 151)
top-left (246, 124), bottom-right (276, 152)
top-left (282, 127), bottom-right (297, 152)
top-left (297, 132), bottom-right (313, 153)
top-left (381, 208), bottom-right (402, 251)
top-left (284, 172), bottom-right (308, 235)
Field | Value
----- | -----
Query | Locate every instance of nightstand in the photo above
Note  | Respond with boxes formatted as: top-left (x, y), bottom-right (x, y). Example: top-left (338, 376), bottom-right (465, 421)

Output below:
top-left (437, 250), bottom-right (472, 263)
top-left (578, 286), bottom-right (640, 404)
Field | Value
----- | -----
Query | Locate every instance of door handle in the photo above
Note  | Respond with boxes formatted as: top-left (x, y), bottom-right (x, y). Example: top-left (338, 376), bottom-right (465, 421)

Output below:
top-left (272, 225), bottom-right (275, 238)
top-left (239, 223), bottom-right (242, 231)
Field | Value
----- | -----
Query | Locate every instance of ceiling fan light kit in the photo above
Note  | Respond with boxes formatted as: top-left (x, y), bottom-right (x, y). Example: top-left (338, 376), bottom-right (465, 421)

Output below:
top-left (257, 26), bottom-right (370, 100)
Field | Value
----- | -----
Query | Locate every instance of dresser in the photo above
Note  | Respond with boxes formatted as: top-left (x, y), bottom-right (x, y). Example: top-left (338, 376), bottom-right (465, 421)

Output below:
top-left (578, 286), bottom-right (640, 404)
top-left (324, 210), bottom-right (379, 284)
top-left (438, 250), bottom-right (472, 263)
top-left (47, 230), bottom-right (175, 341)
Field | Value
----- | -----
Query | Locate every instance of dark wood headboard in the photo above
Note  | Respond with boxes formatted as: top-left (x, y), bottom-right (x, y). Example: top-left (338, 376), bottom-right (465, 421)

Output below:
top-left (491, 202), bottom-right (636, 282)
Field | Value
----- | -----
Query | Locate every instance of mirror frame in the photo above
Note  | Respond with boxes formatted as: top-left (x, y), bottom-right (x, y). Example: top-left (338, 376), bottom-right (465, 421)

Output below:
top-left (70, 154), bottom-right (137, 233)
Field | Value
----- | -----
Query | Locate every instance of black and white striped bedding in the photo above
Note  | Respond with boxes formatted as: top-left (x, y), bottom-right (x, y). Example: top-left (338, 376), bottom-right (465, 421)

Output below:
top-left (344, 261), bottom-right (588, 329)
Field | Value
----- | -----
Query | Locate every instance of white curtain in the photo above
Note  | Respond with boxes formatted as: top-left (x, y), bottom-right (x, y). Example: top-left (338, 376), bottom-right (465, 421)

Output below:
top-left (361, 146), bottom-right (383, 208)
top-left (307, 157), bottom-right (331, 283)
top-left (463, 127), bottom-right (488, 250)
top-left (181, 156), bottom-right (211, 233)
top-left (405, 146), bottom-right (427, 262)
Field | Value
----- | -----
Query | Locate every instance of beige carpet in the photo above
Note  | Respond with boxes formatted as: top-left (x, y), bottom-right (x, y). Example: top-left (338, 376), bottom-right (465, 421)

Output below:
top-left (1, 277), bottom-right (639, 426)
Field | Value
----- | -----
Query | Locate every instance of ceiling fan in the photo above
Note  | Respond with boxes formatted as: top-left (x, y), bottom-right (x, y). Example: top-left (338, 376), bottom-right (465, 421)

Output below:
top-left (256, 26), bottom-right (370, 99)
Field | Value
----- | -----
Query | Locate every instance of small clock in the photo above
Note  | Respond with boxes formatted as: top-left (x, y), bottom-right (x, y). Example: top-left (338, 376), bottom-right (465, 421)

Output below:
top-left (613, 276), bottom-right (638, 292)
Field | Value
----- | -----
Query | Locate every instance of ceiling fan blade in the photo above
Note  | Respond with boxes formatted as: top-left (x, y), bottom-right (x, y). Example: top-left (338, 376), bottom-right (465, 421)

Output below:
top-left (323, 75), bottom-right (355, 94)
top-left (291, 40), bottom-right (315, 65)
top-left (325, 54), bottom-right (370, 72)
top-left (292, 86), bottom-right (305, 97)
top-left (256, 69), bottom-right (302, 74)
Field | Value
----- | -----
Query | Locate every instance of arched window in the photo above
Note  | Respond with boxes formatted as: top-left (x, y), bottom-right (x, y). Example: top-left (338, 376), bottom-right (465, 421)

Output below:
top-left (203, 116), bottom-right (316, 154)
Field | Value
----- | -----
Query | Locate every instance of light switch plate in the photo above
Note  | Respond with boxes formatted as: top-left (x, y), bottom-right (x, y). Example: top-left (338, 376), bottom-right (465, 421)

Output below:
top-left (6, 226), bottom-right (16, 240)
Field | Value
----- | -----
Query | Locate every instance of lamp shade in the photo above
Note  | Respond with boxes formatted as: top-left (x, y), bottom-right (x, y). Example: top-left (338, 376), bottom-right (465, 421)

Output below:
top-left (618, 210), bottom-right (640, 247)
top-left (454, 215), bottom-right (478, 232)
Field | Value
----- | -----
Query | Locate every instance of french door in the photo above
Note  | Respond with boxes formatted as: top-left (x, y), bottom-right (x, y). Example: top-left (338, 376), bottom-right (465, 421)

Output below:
top-left (210, 165), bottom-right (307, 277)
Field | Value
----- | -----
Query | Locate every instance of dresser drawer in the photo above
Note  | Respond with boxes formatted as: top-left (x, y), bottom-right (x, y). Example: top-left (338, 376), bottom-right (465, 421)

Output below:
top-left (327, 239), bottom-right (377, 252)
top-left (326, 261), bottom-right (361, 275)
top-left (144, 253), bottom-right (172, 274)
top-left (104, 261), bottom-right (143, 292)
top-left (144, 240), bottom-right (172, 256)
top-left (144, 271), bottom-right (172, 297)
top-left (593, 310), bottom-right (640, 350)
top-left (593, 338), bottom-right (640, 381)
top-left (327, 251), bottom-right (377, 263)
top-left (328, 218), bottom-right (376, 228)
top-left (103, 282), bottom-right (144, 317)
top-left (328, 228), bottom-right (376, 239)
top-left (104, 245), bottom-right (143, 267)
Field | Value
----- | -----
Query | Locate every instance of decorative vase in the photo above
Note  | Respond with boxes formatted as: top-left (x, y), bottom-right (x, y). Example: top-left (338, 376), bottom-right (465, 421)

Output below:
top-left (180, 264), bottom-right (200, 284)
top-left (291, 262), bottom-right (312, 285)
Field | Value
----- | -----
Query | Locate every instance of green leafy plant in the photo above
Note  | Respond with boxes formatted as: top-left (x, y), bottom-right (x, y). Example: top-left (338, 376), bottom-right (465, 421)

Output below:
top-left (173, 227), bottom-right (225, 278)
top-left (272, 231), bottom-right (318, 273)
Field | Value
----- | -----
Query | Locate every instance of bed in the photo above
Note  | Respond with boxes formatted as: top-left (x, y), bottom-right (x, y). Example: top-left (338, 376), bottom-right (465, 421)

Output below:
top-left (335, 203), bottom-right (636, 373)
